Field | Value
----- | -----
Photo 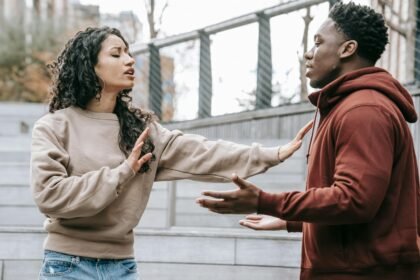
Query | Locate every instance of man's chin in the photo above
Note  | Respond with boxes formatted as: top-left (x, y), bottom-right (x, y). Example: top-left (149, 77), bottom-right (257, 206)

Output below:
top-left (309, 79), bottom-right (323, 89)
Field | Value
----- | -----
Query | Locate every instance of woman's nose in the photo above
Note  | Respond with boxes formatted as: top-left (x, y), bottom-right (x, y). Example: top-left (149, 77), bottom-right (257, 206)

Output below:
top-left (125, 54), bottom-right (135, 66)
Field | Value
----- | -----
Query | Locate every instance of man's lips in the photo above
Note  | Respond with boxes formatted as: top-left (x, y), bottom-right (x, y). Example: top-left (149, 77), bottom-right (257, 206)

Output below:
top-left (305, 65), bottom-right (313, 77)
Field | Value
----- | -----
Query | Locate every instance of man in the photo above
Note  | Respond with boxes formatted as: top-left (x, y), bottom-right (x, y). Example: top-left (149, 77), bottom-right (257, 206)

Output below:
top-left (197, 2), bottom-right (420, 279)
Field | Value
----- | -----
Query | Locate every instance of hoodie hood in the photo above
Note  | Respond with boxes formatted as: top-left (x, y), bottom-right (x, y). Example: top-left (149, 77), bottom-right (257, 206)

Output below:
top-left (308, 67), bottom-right (418, 123)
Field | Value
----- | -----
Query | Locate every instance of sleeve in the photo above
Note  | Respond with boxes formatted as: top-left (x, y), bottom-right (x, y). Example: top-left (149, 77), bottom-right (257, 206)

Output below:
top-left (258, 106), bottom-right (395, 225)
top-left (30, 120), bottom-right (135, 219)
top-left (153, 123), bottom-right (281, 182)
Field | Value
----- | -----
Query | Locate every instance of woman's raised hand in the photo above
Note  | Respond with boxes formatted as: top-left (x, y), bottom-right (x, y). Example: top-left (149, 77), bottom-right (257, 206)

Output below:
top-left (278, 120), bottom-right (313, 162)
top-left (127, 127), bottom-right (153, 173)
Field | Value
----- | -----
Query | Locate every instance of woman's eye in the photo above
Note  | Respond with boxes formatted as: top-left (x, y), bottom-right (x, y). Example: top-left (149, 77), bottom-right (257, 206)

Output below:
top-left (111, 54), bottom-right (120, 58)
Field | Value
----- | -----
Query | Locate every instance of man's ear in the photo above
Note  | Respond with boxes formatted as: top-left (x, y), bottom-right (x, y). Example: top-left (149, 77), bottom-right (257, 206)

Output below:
top-left (339, 40), bottom-right (358, 59)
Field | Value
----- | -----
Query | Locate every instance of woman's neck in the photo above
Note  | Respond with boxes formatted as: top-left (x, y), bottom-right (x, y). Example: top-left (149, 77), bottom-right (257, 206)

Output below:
top-left (86, 91), bottom-right (118, 113)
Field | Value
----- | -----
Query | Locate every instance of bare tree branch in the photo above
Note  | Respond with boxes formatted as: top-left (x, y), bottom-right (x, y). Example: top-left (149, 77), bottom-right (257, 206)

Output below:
top-left (298, 7), bottom-right (313, 101)
top-left (143, 0), bottom-right (168, 39)
top-left (158, 1), bottom-right (169, 26)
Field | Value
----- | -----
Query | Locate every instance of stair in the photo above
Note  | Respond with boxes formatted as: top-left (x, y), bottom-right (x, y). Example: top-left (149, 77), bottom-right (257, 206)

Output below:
top-left (0, 226), bottom-right (302, 279)
top-left (0, 103), bottom-right (304, 280)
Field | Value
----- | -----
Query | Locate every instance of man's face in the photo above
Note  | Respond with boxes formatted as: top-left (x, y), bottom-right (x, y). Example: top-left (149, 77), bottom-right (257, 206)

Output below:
top-left (305, 18), bottom-right (348, 89)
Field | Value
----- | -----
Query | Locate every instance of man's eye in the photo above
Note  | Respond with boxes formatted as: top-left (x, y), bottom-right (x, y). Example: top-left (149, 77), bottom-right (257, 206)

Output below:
top-left (111, 54), bottom-right (120, 58)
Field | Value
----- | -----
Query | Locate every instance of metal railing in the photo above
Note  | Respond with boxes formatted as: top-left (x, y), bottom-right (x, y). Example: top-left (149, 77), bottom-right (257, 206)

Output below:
top-left (130, 0), bottom-right (336, 121)
top-left (371, 0), bottom-right (417, 84)
top-left (129, 0), bottom-right (420, 122)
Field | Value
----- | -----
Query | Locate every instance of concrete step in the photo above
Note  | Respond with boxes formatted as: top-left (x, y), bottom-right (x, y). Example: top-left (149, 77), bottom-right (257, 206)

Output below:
top-left (173, 171), bottom-right (305, 228)
top-left (0, 167), bottom-right (305, 229)
top-left (0, 163), bottom-right (30, 185)
top-left (0, 185), bottom-right (267, 229)
top-left (0, 182), bottom-right (171, 229)
top-left (0, 226), bottom-right (302, 280)
top-left (0, 136), bottom-right (31, 150)
top-left (0, 102), bottom-right (47, 116)
top-left (0, 102), bottom-right (46, 137)
top-left (0, 177), bottom-right (305, 229)
top-left (0, 150), bottom-right (31, 163)
top-left (0, 134), bottom-right (306, 228)
top-left (1, 261), bottom-right (300, 280)
top-left (0, 118), bottom-right (36, 137)
top-left (0, 205), bottom-right (171, 228)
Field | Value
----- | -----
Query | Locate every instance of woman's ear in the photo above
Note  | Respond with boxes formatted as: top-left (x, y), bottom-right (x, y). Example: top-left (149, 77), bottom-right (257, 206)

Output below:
top-left (340, 40), bottom-right (358, 59)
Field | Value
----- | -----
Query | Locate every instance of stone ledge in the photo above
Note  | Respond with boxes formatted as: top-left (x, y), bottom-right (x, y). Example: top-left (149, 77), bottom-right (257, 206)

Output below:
top-left (0, 226), bottom-right (302, 240)
top-left (0, 260), bottom-right (300, 280)
top-left (0, 226), bottom-right (302, 267)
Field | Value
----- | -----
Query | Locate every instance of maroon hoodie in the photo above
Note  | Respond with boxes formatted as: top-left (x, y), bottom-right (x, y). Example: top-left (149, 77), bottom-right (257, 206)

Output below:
top-left (258, 67), bottom-right (420, 279)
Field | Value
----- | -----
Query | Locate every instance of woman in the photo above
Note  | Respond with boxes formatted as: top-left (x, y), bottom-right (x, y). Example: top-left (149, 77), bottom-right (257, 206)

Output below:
top-left (31, 27), bottom-right (312, 280)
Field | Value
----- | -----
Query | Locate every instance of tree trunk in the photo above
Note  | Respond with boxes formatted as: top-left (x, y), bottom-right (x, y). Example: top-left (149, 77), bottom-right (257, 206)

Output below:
top-left (299, 7), bottom-right (313, 101)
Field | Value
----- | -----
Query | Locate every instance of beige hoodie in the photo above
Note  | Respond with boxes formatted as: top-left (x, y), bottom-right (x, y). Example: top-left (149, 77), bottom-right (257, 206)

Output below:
top-left (30, 106), bottom-right (281, 259)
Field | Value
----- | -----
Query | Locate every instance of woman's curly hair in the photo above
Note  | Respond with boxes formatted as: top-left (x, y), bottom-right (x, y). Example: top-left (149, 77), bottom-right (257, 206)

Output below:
top-left (329, 2), bottom-right (389, 63)
top-left (48, 27), bottom-right (155, 173)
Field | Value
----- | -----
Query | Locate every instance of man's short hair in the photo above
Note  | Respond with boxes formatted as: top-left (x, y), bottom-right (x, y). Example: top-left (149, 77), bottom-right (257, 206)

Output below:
top-left (329, 2), bottom-right (389, 63)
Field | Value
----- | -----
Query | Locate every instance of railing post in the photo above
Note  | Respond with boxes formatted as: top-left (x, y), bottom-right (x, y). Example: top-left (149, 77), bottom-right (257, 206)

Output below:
top-left (198, 31), bottom-right (213, 118)
top-left (328, 0), bottom-right (340, 8)
top-left (148, 43), bottom-right (163, 119)
top-left (256, 13), bottom-right (272, 109)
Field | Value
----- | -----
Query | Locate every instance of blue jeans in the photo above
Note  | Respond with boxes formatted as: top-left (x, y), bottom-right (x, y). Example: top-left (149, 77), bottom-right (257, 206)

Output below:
top-left (39, 250), bottom-right (140, 280)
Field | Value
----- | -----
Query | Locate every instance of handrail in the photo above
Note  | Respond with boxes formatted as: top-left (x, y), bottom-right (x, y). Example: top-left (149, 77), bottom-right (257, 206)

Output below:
top-left (130, 0), bottom-right (329, 54)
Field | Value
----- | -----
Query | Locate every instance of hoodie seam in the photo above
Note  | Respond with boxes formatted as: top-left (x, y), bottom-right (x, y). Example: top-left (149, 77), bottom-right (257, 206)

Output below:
top-left (337, 103), bottom-right (395, 122)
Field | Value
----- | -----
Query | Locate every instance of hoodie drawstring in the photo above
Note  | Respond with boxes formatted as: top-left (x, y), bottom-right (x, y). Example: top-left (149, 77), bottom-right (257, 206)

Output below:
top-left (306, 93), bottom-right (321, 164)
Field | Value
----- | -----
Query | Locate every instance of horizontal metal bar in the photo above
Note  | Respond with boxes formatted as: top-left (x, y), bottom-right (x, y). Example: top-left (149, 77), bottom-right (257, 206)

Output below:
top-left (131, 30), bottom-right (200, 54)
top-left (131, 0), bottom-right (329, 55)
top-left (264, 0), bottom-right (327, 17)
top-left (203, 13), bottom-right (257, 35)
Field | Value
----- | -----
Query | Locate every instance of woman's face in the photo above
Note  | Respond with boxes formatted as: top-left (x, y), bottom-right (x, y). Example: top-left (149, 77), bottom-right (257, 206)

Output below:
top-left (94, 34), bottom-right (135, 93)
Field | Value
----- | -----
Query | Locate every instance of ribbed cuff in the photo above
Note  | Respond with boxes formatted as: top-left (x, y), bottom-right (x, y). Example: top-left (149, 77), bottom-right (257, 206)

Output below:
top-left (260, 146), bottom-right (282, 166)
top-left (119, 160), bottom-right (136, 183)
top-left (257, 190), bottom-right (281, 216)
top-left (115, 161), bottom-right (136, 195)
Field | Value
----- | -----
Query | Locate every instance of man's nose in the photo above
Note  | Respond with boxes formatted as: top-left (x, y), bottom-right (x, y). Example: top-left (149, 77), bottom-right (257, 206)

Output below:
top-left (304, 47), bottom-right (314, 61)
